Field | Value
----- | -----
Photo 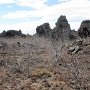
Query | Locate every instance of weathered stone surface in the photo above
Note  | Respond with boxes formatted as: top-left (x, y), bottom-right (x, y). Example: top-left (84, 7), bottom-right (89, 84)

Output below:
top-left (36, 23), bottom-right (51, 36)
top-left (55, 15), bottom-right (71, 30)
top-left (51, 15), bottom-right (72, 40)
top-left (67, 40), bottom-right (84, 54)
top-left (0, 30), bottom-right (26, 38)
top-left (78, 20), bottom-right (90, 38)
top-left (72, 46), bottom-right (81, 54)
top-left (36, 15), bottom-right (77, 41)
top-left (67, 47), bottom-right (75, 54)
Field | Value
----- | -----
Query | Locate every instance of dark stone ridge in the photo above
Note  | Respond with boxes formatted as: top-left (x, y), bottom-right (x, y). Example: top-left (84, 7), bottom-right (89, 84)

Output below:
top-left (78, 20), bottom-right (90, 38)
top-left (36, 23), bottom-right (52, 36)
top-left (0, 30), bottom-right (26, 38)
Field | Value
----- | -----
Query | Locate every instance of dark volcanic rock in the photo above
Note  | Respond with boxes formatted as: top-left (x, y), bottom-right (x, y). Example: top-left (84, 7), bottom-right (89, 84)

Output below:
top-left (55, 15), bottom-right (71, 30)
top-left (6, 30), bottom-right (22, 37)
top-left (51, 15), bottom-right (71, 40)
top-left (0, 30), bottom-right (26, 38)
top-left (36, 15), bottom-right (77, 41)
top-left (78, 20), bottom-right (90, 38)
top-left (68, 30), bottom-right (78, 40)
top-left (36, 23), bottom-right (52, 36)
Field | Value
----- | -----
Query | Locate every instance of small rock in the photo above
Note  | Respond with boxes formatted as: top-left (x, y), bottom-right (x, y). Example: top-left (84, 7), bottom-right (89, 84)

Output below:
top-left (67, 47), bottom-right (75, 54)
top-left (72, 46), bottom-right (81, 54)
top-left (0, 60), bottom-right (6, 67)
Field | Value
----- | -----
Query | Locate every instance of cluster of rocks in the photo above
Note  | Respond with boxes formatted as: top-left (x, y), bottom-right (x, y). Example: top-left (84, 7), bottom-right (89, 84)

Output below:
top-left (36, 15), bottom-right (90, 40)
top-left (0, 15), bottom-right (90, 40)
top-left (67, 40), bottom-right (83, 54)
top-left (36, 15), bottom-right (76, 40)
top-left (67, 39), bottom-right (88, 54)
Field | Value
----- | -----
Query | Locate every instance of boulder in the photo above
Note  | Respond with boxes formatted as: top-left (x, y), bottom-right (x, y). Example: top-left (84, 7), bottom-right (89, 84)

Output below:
top-left (72, 46), bottom-right (81, 54)
top-left (78, 20), bottom-right (90, 38)
top-left (67, 46), bottom-right (81, 54)
top-left (55, 15), bottom-right (71, 30)
top-left (67, 47), bottom-right (75, 54)
top-left (51, 15), bottom-right (71, 40)
top-left (36, 23), bottom-right (51, 36)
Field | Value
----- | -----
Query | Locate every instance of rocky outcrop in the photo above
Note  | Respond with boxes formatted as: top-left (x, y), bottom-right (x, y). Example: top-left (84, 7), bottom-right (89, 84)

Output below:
top-left (78, 20), bottom-right (90, 38)
top-left (55, 15), bottom-right (71, 30)
top-left (36, 15), bottom-right (77, 41)
top-left (51, 15), bottom-right (72, 40)
top-left (36, 23), bottom-right (51, 36)
top-left (0, 30), bottom-right (26, 38)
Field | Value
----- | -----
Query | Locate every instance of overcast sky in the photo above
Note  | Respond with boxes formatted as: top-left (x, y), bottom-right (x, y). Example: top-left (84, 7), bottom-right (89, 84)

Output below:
top-left (0, 0), bottom-right (90, 35)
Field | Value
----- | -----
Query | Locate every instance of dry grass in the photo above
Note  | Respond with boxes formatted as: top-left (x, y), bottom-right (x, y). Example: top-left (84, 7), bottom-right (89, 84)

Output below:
top-left (0, 36), bottom-right (90, 90)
